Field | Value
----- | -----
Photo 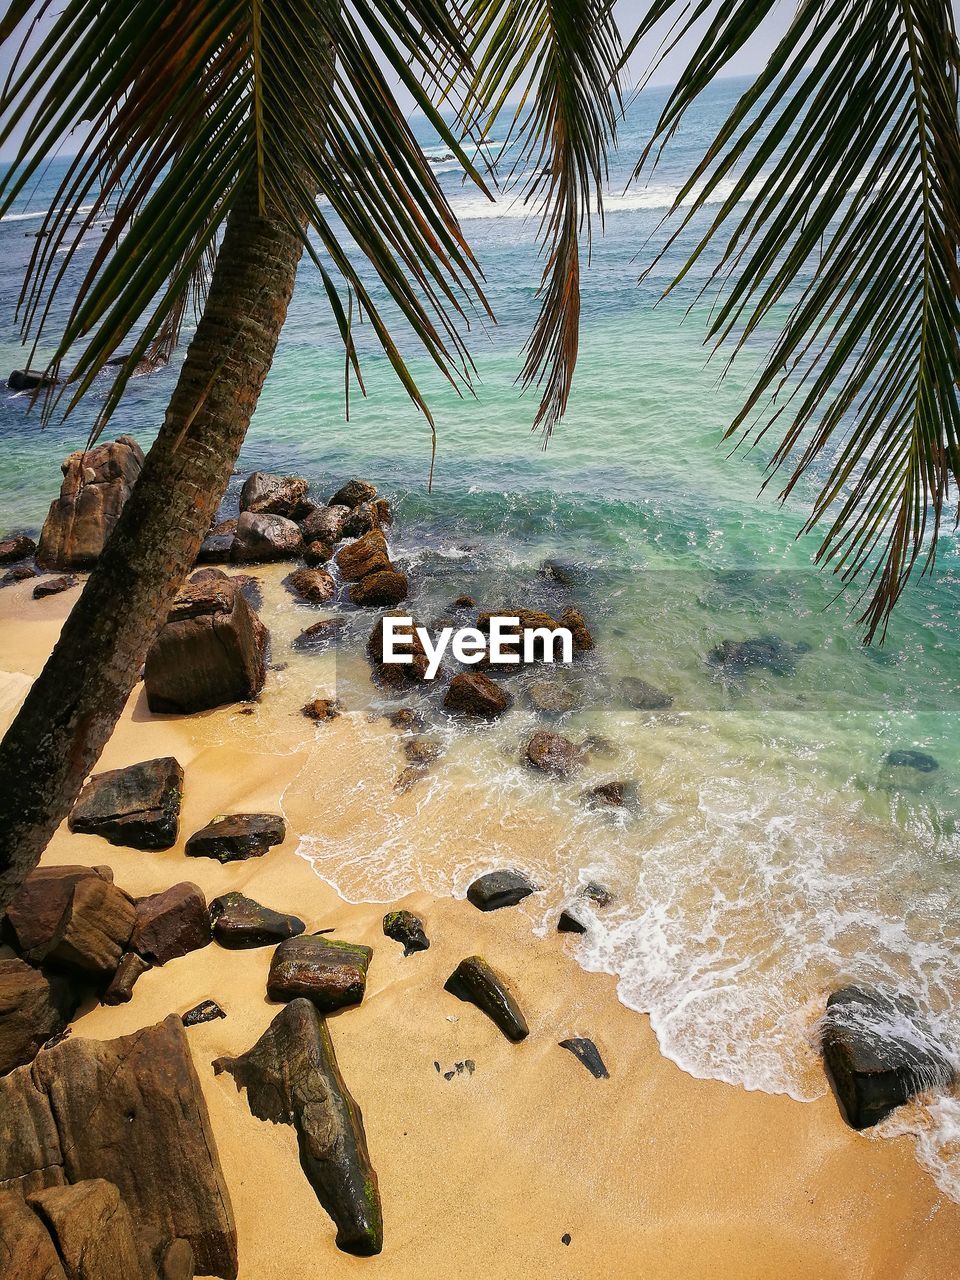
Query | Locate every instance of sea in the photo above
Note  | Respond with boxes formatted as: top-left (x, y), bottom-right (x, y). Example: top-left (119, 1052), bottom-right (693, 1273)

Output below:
top-left (0, 77), bottom-right (958, 1197)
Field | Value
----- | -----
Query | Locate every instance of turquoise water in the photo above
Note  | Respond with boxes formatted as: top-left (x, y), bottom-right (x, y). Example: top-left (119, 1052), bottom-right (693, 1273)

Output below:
top-left (1, 79), bottom-right (959, 1192)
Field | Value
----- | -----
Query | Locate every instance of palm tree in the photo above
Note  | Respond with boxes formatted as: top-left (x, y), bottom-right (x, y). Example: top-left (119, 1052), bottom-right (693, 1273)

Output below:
top-left (0, 0), bottom-right (956, 908)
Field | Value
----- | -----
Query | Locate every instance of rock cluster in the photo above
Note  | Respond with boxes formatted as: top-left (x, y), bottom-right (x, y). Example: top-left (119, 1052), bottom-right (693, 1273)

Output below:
top-left (69, 757), bottom-right (183, 850)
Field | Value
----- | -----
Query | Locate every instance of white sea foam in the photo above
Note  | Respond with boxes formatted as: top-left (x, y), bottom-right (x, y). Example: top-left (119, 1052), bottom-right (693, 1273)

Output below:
top-left (449, 175), bottom-right (768, 222)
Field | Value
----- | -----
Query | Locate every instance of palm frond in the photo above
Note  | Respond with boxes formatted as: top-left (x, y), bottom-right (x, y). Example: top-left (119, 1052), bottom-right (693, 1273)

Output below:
top-left (631, 0), bottom-right (960, 640)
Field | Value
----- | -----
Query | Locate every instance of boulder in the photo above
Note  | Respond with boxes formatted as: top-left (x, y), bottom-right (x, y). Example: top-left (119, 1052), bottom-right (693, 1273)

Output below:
top-left (37, 436), bottom-right (144, 570)
top-left (557, 910), bottom-right (587, 935)
top-left (144, 577), bottom-right (266, 713)
top-left (292, 616), bottom-right (349, 652)
top-left (130, 884), bottom-right (210, 965)
top-left (239, 472), bottom-right (310, 520)
top-left (382, 911), bottom-right (429, 956)
top-left (329, 479), bottom-right (377, 509)
top-left (444, 956), bottom-right (529, 1042)
top-left (69, 758), bottom-right (183, 850)
top-left (559, 605), bottom-right (594, 652)
top-left (444, 672), bottom-right (512, 718)
top-left (2, 563), bottom-right (39, 585)
top-left (0, 1187), bottom-right (69, 1278)
top-left (303, 539), bottom-right (334, 567)
top-left (884, 749), bottom-right (939, 773)
top-left (341, 502), bottom-right (381, 539)
top-left (267, 935), bottom-right (372, 1013)
top-left (300, 504), bottom-right (349, 544)
top-left (230, 511), bottom-right (303, 563)
top-left (581, 881), bottom-right (614, 908)
top-left (213, 999), bottom-right (382, 1255)
top-left (0, 959), bottom-right (79, 1076)
top-left (450, 594), bottom-right (475, 610)
top-left (27, 1179), bottom-right (152, 1280)
top-left (302, 697), bottom-right (342, 722)
top-left (620, 676), bottom-right (673, 710)
top-left (524, 731), bottom-right (582, 777)
top-left (196, 519), bottom-right (237, 565)
top-left (708, 634), bottom-right (799, 677)
top-left (181, 1000), bottom-right (226, 1028)
top-left (102, 952), bottom-right (150, 1006)
top-left (527, 678), bottom-right (578, 715)
top-left (371, 498), bottom-right (392, 527)
top-left (285, 566), bottom-right (335, 605)
top-left (349, 568), bottom-right (408, 608)
top-left (0, 533), bottom-right (36, 563)
top-left (0, 1015), bottom-right (238, 1277)
top-left (185, 813), bottom-right (285, 862)
top-left (8, 368), bottom-right (60, 391)
top-left (4, 865), bottom-right (135, 976)
top-left (210, 893), bottom-right (305, 950)
top-left (558, 1037), bottom-right (609, 1079)
top-left (582, 780), bottom-right (635, 809)
top-left (466, 870), bottom-right (537, 912)
top-left (336, 530), bottom-right (390, 582)
top-left (821, 985), bottom-right (955, 1129)
top-left (539, 559), bottom-right (580, 587)
top-left (32, 575), bottom-right (77, 599)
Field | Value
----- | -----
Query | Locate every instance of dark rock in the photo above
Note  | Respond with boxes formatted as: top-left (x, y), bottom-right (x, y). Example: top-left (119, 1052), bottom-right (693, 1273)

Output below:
top-left (286, 566), bottom-right (335, 605)
top-left (0, 1186), bottom-right (70, 1277)
top-left (329, 479), bottom-right (377, 510)
top-left (527, 678), bottom-right (578, 715)
top-left (37, 436), bottom-right (144, 570)
top-left (130, 883), bottom-right (210, 965)
top-left (239, 472), bottom-right (310, 520)
top-left (2, 563), bottom-right (39, 585)
top-left (5, 866), bottom-right (135, 978)
top-left (230, 511), bottom-right (303, 563)
top-left (181, 1000), bottom-right (226, 1027)
top-left (540, 559), bottom-right (579, 587)
top-left (336, 529), bottom-right (391, 582)
top-left (69, 757), bottom-right (183, 850)
top-left (267, 935), bottom-right (372, 1013)
top-left (366, 612), bottom-right (430, 689)
top-left (620, 676), bottom-right (673, 710)
top-left (0, 1015), bottom-right (238, 1278)
top-left (0, 534), bottom-right (36, 563)
top-left (300, 504), bottom-right (349, 543)
top-left (27, 1178), bottom-right (152, 1280)
top-left (213, 998), bottom-right (382, 1255)
top-left (557, 911), bottom-right (587, 935)
top-left (582, 780), bottom-right (636, 809)
top-left (302, 697), bottom-right (342, 722)
top-left (466, 869), bottom-right (537, 912)
top-left (444, 956), bottom-right (529, 1042)
top-left (102, 952), bottom-right (150, 1005)
top-left (477, 607), bottom-right (566, 666)
top-left (444, 672), bottom-right (512, 718)
top-left (185, 813), bottom-right (285, 862)
top-left (341, 502), bottom-right (382, 539)
top-left (8, 368), bottom-right (59, 391)
top-left (385, 707), bottom-right (424, 730)
top-left (32, 575), bottom-right (77, 599)
top-left (0, 959), bottom-right (79, 1076)
top-left (293, 616), bottom-right (349, 651)
top-left (210, 893), bottom-right (305, 949)
top-left (524, 731), bottom-right (582, 777)
top-left (885, 750), bottom-right (939, 773)
top-left (559, 605), bottom-right (594, 652)
top-left (349, 568), bottom-right (408, 608)
top-left (708, 634), bottom-right (799, 677)
top-left (561, 1232), bottom-right (572, 1246)
top-left (450, 595), bottom-right (475, 610)
top-left (581, 881), bottom-right (614, 909)
top-left (382, 911), bottom-right (430, 956)
top-left (196, 519), bottom-right (237, 565)
top-left (559, 1037), bottom-right (609, 1079)
top-left (303, 539), bottom-right (334, 566)
top-left (821, 985), bottom-right (955, 1129)
top-left (371, 498), bottom-right (392, 527)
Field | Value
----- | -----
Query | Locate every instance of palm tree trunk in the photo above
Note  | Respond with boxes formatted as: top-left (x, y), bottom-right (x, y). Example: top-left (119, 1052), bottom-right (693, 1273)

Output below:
top-left (0, 175), bottom-right (305, 909)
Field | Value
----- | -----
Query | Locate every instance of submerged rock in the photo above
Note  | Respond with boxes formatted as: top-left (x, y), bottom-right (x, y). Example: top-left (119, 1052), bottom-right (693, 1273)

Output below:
top-left (267, 935), bottom-right (372, 1013)
top-left (582, 780), bottom-right (636, 809)
top-left (181, 999), bottom-right (227, 1027)
top-left (210, 892), bottom-right (305, 949)
top-left (2, 563), bottom-right (38, 585)
top-left (0, 958), bottom-right (80, 1075)
top-left (213, 998), bottom-right (382, 1255)
top-left (348, 568), bottom-right (408, 608)
top-left (302, 697), bottom-right (342, 722)
top-left (444, 672), bottom-right (512, 718)
top-left (382, 910), bottom-right (430, 956)
top-left (527, 678), bottom-right (579, 715)
top-left (329, 479), bottom-right (377, 509)
top-left (0, 533), bottom-right (36, 563)
top-left (37, 435), bottom-right (144, 570)
top-left (444, 956), bottom-right (529, 1042)
top-left (32, 574), bottom-right (77, 599)
top-left (239, 472), bottom-right (311, 520)
top-left (130, 883), bottom-right (210, 965)
top-left (559, 1037), bottom-right (609, 1079)
top-left (884, 749), bottom-right (939, 773)
top-left (539, 559), bottom-right (580, 587)
top-left (69, 757), bottom-right (183, 850)
top-left (524, 730), bottom-right (582, 777)
top-left (581, 881), bottom-right (614, 909)
top-left (293, 615), bottom-right (349, 651)
top-left (231, 511), bottom-right (303, 563)
top-left (285, 566), bottom-right (335, 605)
top-left (708, 634), bottom-right (800, 677)
top-left (821, 985), bottom-right (955, 1129)
top-left (102, 951), bottom-right (150, 1005)
top-left (559, 605), bottom-right (594, 652)
top-left (466, 869), bottom-right (537, 912)
top-left (620, 676), bottom-right (673, 711)
top-left (185, 813), bottom-right (286, 862)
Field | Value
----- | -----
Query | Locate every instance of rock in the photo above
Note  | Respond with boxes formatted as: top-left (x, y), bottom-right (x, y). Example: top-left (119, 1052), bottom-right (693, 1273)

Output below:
top-left (524, 731), bottom-right (582, 777)
top-left (382, 911), bottom-right (430, 956)
top-left (130, 884), bottom-right (210, 965)
top-left (300, 505), bottom-right (349, 543)
top-left (185, 813), bottom-right (285, 862)
top-left (267, 935), bottom-right (372, 1013)
top-left (466, 870), bottom-right (537, 912)
top-left (2, 563), bottom-right (39, 585)
top-left (210, 893), bottom-right (305, 950)
top-left (144, 577), bottom-right (266, 713)
top-left (450, 594), bottom-right (475, 610)
top-left (527, 678), bottom-right (578, 715)
top-left (0, 1015), bottom-right (238, 1277)
top-left (581, 881), bottom-right (614, 908)
top-left (69, 757), bottom-right (183, 850)
top-left (403, 737), bottom-right (443, 768)
top-left (477, 607), bottom-right (566, 665)
top-left (102, 952), bottom-right (150, 1005)
top-left (4, 866), bottom-right (135, 976)
top-left (371, 498), bottom-right (392, 527)
top-left (349, 568), bottom-right (408, 608)
top-left (8, 368), bottom-right (60, 391)
top-left (213, 999), bottom-right (382, 1255)
top-left (303, 539), bottom-right (334, 566)
top-left (329, 479), bottom-right (377, 509)
top-left (341, 502), bottom-right (382, 539)
top-left (559, 605), bottom-right (594, 651)
top-left (385, 707), bottom-right (424, 730)
top-left (444, 672), bottom-right (512, 718)
top-left (0, 1187), bottom-right (70, 1278)
top-left (620, 676), bottom-right (673, 710)
top-left (28, 1179), bottom-right (152, 1280)
top-left (558, 1037), bottom-right (609, 1079)
top-left (285, 566), bottom-right (335, 605)
top-left (230, 511), bottom-right (303, 563)
top-left (540, 559), bottom-right (579, 587)
top-left (0, 959), bottom-right (79, 1076)
top-left (582, 780), bottom-right (635, 808)
top-left (885, 749), bottom-right (939, 773)
top-left (160, 1238), bottom-right (195, 1280)
top-left (196, 519), bottom-right (237, 565)
top-left (293, 615), bottom-right (349, 651)
top-left (37, 436), bottom-right (144, 570)
top-left (708, 634), bottom-right (799, 677)
top-left (0, 533), bottom-right (36, 563)
top-left (302, 697), bottom-right (342, 722)
top-left (557, 911), bottom-right (587, 935)
top-left (821, 985), bottom-right (954, 1129)
top-left (181, 1000), bottom-right (226, 1027)
top-left (562, 1232), bottom-right (572, 1246)
top-left (32, 575), bottom-right (77, 599)
top-left (336, 530), bottom-right (390, 582)
top-left (239, 472), bottom-right (310, 520)
top-left (366, 612), bottom-right (429, 689)
top-left (444, 956), bottom-right (529, 1042)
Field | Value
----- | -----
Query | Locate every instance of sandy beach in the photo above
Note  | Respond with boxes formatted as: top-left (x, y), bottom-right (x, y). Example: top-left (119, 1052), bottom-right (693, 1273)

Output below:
top-left (2, 572), bottom-right (959, 1280)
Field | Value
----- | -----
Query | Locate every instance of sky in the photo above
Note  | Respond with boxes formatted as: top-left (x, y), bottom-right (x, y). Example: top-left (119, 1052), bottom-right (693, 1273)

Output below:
top-left (0, 1), bottom-right (794, 161)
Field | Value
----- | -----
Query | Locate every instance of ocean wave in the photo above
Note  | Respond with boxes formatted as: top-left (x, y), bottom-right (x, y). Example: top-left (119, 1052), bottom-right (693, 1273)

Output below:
top-left (449, 175), bottom-right (769, 221)
top-left (1, 202), bottom-right (97, 225)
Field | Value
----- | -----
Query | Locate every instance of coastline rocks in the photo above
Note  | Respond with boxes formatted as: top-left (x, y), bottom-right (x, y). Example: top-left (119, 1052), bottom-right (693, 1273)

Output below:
top-left (557, 910), bottom-right (587, 935)
top-left (213, 999), bottom-right (383, 1256)
top-left (267, 935), bottom-right (372, 1013)
top-left (69, 757), bottom-right (183, 850)
top-left (210, 893), bottom-right (305, 949)
top-left (32, 574), bottom-right (77, 599)
top-left (144, 576), bottom-right (266, 713)
top-left (181, 1000), bottom-right (226, 1028)
top-left (367, 612), bottom-right (429, 688)
top-left (0, 1015), bottom-right (239, 1277)
top-left (582, 780), bottom-right (635, 809)
top-left (582, 881), bottom-right (614, 909)
top-left (8, 367), bottom-right (59, 391)
top-left (230, 511), bottom-right (303, 563)
top-left (708, 634), bottom-right (799, 677)
top-left (540, 559), bottom-right (579, 587)
top-left (239, 472), bottom-right (310, 520)
top-left (341, 502), bottom-right (382, 539)
top-left (0, 1187), bottom-right (74, 1278)
top-left (26, 1178), bottom-right (152, 1280)
top-left (285, 566), bottom-right (335, 605)
top-left (559, 1037), bottom-right (609, 1079)
top-left (196, 519), bottom-right (237, 565)
top-left (620, 676), bottom-right (673, 711)
top-left (0, 533), bottom-right (36, 563)
top-left (0, 958), bottom-right (80, 1075)
top-left (130, 883), bottom-right (210, 965)
top-left (559, 605), bottom-right (594, 652)
top-left (302, 697), bottom-right (342, 722)
top-left (348, 567), bottom-right (408, 608)
top-left (2, 563), bottom-right (39, 585)
top-left (185, 813), bottom-right (285, 862)
top-left (524, 731), bottom-right (582, 778)
top-left (382, 911), bottom-right (429, 956)
top-left (102, 952), bottom-right (150, 1005)
top-left (300, 504), bottom-right (349, 544)
top-left (821, 985), bottom-right (955, 1129)
top-left (303, 539), bottom-right (334, 566)
top-left (444, 672), bottom-right (512, 718)
top-left (884, 749), bottom-right (939, 773)
top-left (3, 865), bottom-right (135, 973)
top-left (294, 616), bottom-right (349, 652)
top-left (336, 530), bottom-right (390, 582)
top-left (37, 435), bottom-right (144, 570)
top-left (527, 678), bottom-right (578, 715)
top-left (329, 479), bottom-right (377, 509)
top-left (466, 870), bottom-right (537, 912)
top-left (444, 956), bottom-right (529, 1042)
